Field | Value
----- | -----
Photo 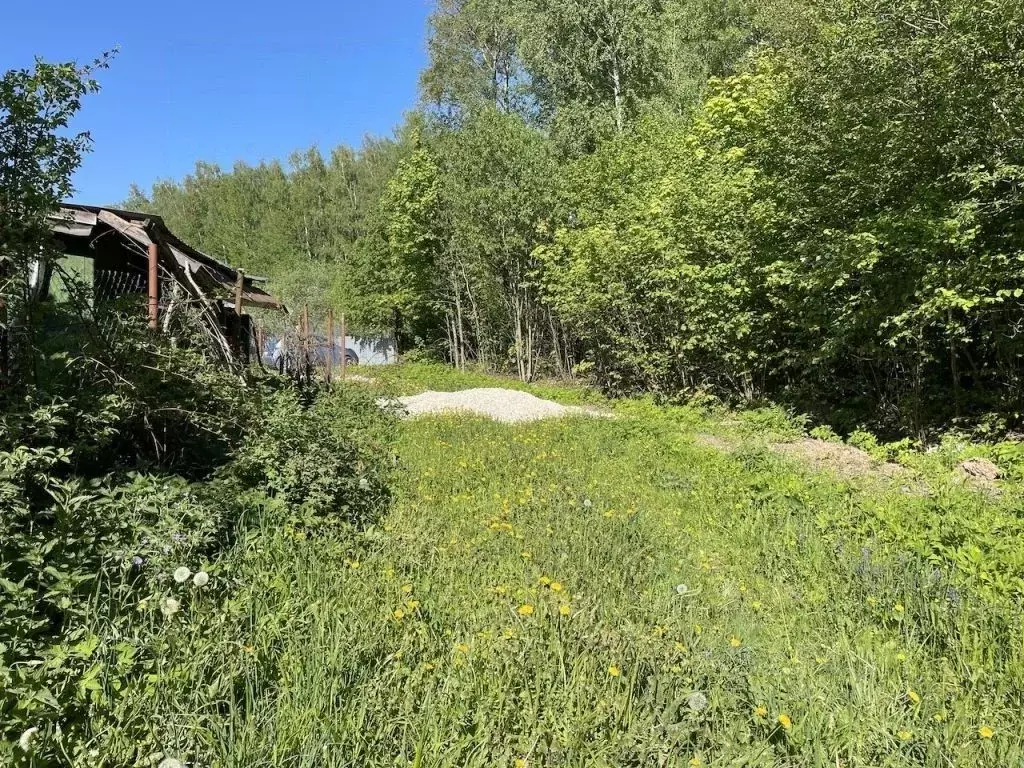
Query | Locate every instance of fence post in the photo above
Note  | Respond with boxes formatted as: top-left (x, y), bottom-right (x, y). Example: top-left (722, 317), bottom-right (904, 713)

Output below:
top-left (148, 243), bottom-right (159, 330)
top-left (326, 308), bottom-right (334, 384)
top-left (340, 313), bottom-right (347, 381)
top-left (301, 303), bottom-right (310, 383)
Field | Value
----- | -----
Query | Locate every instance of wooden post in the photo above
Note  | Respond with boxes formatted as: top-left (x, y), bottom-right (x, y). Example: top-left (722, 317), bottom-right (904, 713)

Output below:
top-left (326, 308), bottom-right (334, 384)
top-left (340, 313), bottom-right (347, 381)
top-left (234, 270), bottom-right (245, 316)
top-left (255, 321), bottom-right (264, 368)
top-left (234, 270), bottom-right (247, 364)
top-left (148, 242), bottom-right (159, 330)
top-left (302, 303), bottom-right (310, 382)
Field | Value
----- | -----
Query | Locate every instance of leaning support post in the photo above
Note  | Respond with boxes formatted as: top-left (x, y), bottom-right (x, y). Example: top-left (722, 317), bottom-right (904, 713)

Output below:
top-left (326, 308), bottom-right (334, 384)
top-left (340, 312), bottom-right (347, 381)
top-left (148, 243), bottom-right (159, 330)
top-left (234, 270), bottom-right (247, 364)
top-left (234, 270), bottom-right (245, 316)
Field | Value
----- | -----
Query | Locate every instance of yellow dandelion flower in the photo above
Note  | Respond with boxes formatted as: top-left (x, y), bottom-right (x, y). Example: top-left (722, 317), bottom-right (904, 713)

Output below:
top-left (515, 760), bottom-right (527, 768)
top-left (405, 600), bottom-right (420, 610)
top-left (689, 759), bottom-right (701, 767)
top-left (778, 713), bottom-right (793, 731)
top-left (751, 600), bottom-right (762, 611)
top-left (608, 665), bottom-right (621, 677)
top-left (894, 603), bottom-right (905, 613)
top-left (674, 642), bottom-right (688, 653)
top-left (393, 609), bottom-right (405, 620)
top-left (454, 643), bottom-right (470, 654)
top-left (559, 604), bottom-right (571, 616)
top-left (402, 584), bottom-right (413, 594)
top-left (521, 551), bottom-right (532, 560)
top-left (933, 711), bottom-right (947, 722)
top-left (907, 689), bottom-right (921, 705)
top-left (550, 582), bottom-right (564, 592)
top-left (896, 652), bottom-right (907, 663)
top-left (538, 576), bottom-right (551, 586)
top-left (979, 726), bottom-right (995, 739)
top-left (753, 705), bottom-right (768, 718)
top-left (897, 730), bottom-right (913, 741)
top-left (730, 636), bottom-right (742, 648)
top-left (517, 604), bottom-right (535, 616)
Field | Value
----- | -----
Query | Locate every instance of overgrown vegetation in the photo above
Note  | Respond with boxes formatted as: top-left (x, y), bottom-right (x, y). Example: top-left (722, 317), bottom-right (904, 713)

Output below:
top-left (1, 58), bottom-right (394, 766)
top-left (7, 0), bottom-right (1024, 762)
top-left (102, 364), bottom-right (1023, 767)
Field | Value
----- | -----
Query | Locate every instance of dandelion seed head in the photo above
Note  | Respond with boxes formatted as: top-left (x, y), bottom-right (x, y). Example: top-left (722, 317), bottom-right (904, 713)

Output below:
top-left (686, 691), bottom-right (708, 712)
top-left (192, 571), bottom-right (210, 588)
top-left (173, 566), bottom-right (192, 584)
top-left (160, 597), bottom-right (181, 617)
top-left (18, 726), bottom-right (40, 752)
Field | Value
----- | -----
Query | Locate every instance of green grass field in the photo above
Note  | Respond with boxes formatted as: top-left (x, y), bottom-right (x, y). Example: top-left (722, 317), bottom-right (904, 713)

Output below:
top-left (155, 365), bottom-right (1023, 767)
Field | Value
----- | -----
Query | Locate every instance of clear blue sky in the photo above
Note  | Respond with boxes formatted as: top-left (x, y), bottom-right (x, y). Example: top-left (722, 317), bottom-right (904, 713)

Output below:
top-left (1, 0), bottom-right (431, 205)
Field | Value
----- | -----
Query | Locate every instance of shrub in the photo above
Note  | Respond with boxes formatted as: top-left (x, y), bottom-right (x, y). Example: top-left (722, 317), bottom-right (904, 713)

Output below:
top-left (228, 384), bottom-right (393, 527)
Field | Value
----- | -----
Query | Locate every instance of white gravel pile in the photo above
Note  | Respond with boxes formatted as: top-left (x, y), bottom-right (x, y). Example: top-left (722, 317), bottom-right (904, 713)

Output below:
top-left (388, 387), bottom-right (594, 424)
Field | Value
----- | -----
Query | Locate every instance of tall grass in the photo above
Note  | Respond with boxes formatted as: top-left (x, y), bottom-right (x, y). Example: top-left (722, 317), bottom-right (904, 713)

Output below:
top-left (140, 370), bottom-right (1022, 767)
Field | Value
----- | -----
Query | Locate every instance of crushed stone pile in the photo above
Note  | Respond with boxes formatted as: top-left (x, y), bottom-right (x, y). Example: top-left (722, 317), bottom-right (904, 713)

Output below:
top-left (386, 387), bottom-right (596, 424)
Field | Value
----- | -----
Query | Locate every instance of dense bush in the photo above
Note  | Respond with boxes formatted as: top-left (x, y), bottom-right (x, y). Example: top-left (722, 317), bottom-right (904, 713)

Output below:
top-left (0, 353), bottom-right (394, 766)
top-left (539, 0), bottom-right (1024, 436)
top-left (229, 384), bottom-right (393, 525)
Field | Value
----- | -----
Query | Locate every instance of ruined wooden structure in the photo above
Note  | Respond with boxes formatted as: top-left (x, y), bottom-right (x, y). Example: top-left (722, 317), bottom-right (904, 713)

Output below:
top-left (40, 204), bottom-right (284, 365)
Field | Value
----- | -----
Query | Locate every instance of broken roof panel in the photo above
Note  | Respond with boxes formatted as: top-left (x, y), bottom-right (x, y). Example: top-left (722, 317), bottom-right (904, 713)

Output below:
top-left (48, 204), bottom-right (284, 310)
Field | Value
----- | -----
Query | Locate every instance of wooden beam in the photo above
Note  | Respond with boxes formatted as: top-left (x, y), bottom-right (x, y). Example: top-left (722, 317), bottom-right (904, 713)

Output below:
top-left (148, 242), bottom-right (159, 330)
top-left (302, 303), bottom-right (310, 383)
top-left (326, 308), bottom-right (334, 384)
top-left (234, 270), bottom-right (245, 316)
top-left (340, 313), bottom-right (347, 381)
top-left (97, 209), bottom-right (154, 247)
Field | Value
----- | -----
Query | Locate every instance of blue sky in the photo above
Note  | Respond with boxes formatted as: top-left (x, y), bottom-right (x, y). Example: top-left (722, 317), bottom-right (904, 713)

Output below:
top-left (1, 0), bottom-right (432, 205)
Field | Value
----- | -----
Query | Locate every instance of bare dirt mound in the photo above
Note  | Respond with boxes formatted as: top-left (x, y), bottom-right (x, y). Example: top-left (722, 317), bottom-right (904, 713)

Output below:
top-left (389, 388), bottom-right (601, 424)
top-left (771, 439), bottom-right (907, 481)
top-left (957, 458), bottom-right (1002, 495)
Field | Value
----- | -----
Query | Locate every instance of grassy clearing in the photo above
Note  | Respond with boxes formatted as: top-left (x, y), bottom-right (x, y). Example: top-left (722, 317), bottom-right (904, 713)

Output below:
top-left (152, 366), bottom-right (1022, 767)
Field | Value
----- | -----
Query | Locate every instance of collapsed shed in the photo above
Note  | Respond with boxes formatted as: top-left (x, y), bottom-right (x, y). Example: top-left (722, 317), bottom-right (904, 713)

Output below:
top-left (41, 204), bottom-right (284, 364)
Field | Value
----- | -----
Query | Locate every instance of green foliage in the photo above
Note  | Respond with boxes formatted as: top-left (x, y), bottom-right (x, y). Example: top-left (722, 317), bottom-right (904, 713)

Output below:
top-left (230, 384), bottom-right (393, 525)
top-left (539, 0), bottom-right (1024, 433)
top-left (125, 134), bottom-right (410, 325)
top-left (0, 399), bottom-right (230, 764)
top-left (0, 370), bottom-right (396, 765)
top-left (129, 365), bottom-right (1024, 767)
top-left (0, 53), bottom-right (112, 393)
